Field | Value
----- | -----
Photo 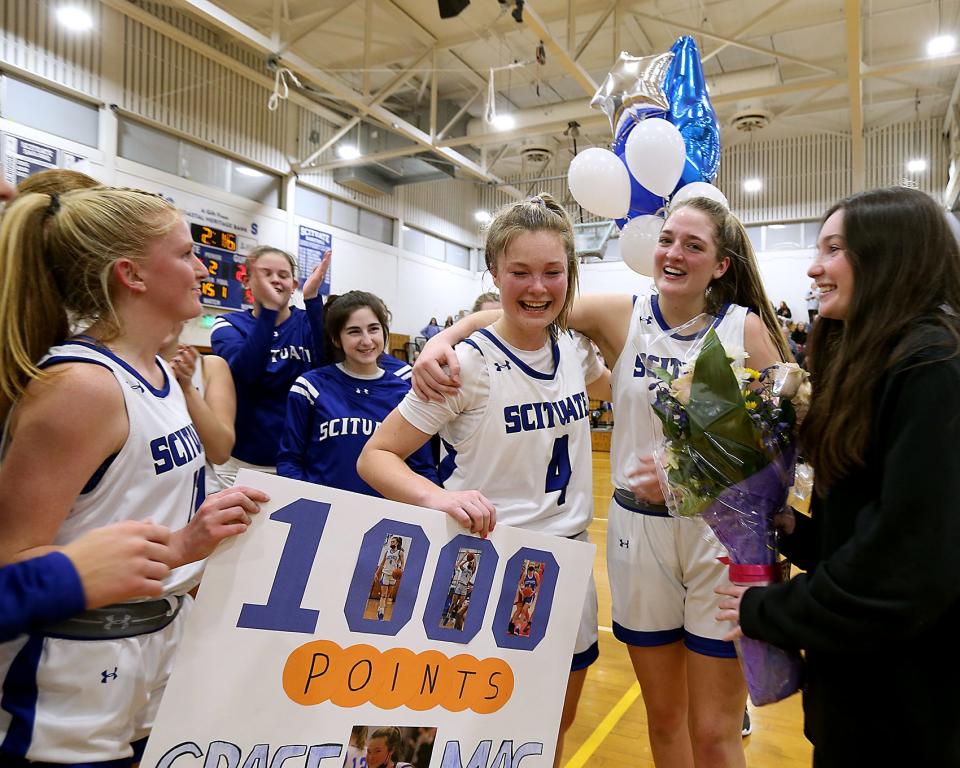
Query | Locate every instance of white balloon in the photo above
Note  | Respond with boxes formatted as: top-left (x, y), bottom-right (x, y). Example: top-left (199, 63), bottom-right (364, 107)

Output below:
top-left (623, 118), bottom-right (686, 197)
top-left (671, 181), bottom-right (729, 209)
top-left (566, 147), bottom-right (631, 219)
top-left (619, 215), bottom-right (664, 277)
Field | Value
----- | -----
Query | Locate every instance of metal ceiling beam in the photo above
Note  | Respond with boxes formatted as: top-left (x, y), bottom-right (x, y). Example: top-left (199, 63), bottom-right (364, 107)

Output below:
top-left (521, 2), bottom-right (597, 96)
top-left (295, 50), bottom-right (431, 170)
top-left (575, 2), bottom-right (617, 62)
top-left (276, 0), bottom-right (353, 55)
top-left (701, 0), bottom-right (794, 63)
top-left (631, 9), bottom-right (836, 75)
top-left (846, 0), bottom-right (864, 191)
top-left (169, 0), bottom-right (522, 196)
top-left (98, 0), bottom-right (346, 127)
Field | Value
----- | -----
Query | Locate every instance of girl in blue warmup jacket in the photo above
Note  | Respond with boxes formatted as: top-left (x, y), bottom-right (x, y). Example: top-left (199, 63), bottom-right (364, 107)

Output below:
top-left (278, 291), bottom-right (438, 494)
top-left (211, 245), bottom-right (330, 480)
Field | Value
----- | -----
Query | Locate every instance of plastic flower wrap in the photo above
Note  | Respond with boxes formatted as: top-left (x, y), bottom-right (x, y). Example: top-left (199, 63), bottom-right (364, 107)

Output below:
top-left (648, 327), bottom-right (808, 705)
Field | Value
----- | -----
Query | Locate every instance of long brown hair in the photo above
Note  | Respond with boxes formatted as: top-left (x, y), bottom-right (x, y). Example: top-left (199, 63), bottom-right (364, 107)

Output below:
top-left (671, 197), bottom-right (791, 361)
top-left (802, 187), bottom-right (960, 490)
top-left (323, 290), bottom-right (391, 364)
top-left (484, 193), bottom-right (578, 338)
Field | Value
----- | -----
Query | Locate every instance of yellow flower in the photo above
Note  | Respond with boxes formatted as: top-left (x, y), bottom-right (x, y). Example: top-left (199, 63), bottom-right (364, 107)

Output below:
top-left (745, 400), bottom-right (758, 410)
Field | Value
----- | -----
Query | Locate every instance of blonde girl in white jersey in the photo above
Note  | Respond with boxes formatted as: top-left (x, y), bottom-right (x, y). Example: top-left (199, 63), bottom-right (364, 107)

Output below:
top-left (413, 197), bottom-right (789, 768)
top-left (0, 188), bottom-right (268, 767)
top-left (359, 194), bottom-right (610, 768)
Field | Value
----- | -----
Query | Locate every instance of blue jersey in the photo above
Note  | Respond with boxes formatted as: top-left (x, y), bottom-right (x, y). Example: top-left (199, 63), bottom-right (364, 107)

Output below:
top-left (0, 553), bottom-right (84, 643)
top-left (211, 300), bottom-right (324, 466)
top-left (380, 353), bottom-right (412, 381)
top-left (277, 364), bottom-right (439, 495)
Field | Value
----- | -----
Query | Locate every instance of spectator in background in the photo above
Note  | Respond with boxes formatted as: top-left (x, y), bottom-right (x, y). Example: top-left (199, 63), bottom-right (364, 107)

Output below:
top-left (776, 300), bottom-right (792, 323)
top-left (806, 281), bottom-right (820, 322)
top-left (472, 291), bottom-right (501, 313)
top-left (443, 315), bottom-right (454, 328)
top-left (791, 321), bottom-right (808, 347)
top-left (421, 317), bottom-right (442, 339)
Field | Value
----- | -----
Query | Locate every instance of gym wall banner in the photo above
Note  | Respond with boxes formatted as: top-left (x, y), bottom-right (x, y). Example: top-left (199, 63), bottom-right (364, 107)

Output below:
top-left (140, 472), bottom-right (595, 768)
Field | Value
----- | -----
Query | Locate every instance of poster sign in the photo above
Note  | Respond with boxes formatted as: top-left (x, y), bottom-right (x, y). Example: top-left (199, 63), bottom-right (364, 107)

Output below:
top-left (140, 472), bottom-right (595, 768)
top-left (298, 225), bottom-right (332, 296)
top-left (2, 134), bottom-right (86, 186)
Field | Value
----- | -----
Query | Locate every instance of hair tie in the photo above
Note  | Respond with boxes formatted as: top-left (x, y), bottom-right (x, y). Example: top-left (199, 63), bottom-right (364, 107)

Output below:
top-left (529, 195), bottom-right (545, 206)
top-left (44, 192), bottom-right (61, 219)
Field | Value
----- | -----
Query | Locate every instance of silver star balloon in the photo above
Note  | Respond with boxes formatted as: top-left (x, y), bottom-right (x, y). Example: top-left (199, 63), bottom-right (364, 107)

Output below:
top-left (590, 51), bottom-right (675, 135)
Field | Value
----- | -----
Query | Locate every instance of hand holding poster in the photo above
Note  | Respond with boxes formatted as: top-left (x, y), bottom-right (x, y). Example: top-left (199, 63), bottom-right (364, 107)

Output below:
top-left (141, 472), bottom-right (595, 768)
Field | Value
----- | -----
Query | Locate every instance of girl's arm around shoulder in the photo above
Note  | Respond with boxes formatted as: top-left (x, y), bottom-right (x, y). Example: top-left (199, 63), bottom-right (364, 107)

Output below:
top-left (567, 293), bottom-right (634, 369)
top-left (0, 363), bottom-right (127, 562)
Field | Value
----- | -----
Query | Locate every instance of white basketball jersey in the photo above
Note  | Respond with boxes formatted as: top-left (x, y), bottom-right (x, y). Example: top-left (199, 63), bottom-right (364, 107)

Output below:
top-left (441, 329), bottom-right (592, 537)
top-left (610, 295), bottom-right (747, 490)
top-left (37, 341), bottom-right (208, 594)
top-left (453, 561), bottom-right (474, 587)
top-left (383, 548), bottom-right (403, 572)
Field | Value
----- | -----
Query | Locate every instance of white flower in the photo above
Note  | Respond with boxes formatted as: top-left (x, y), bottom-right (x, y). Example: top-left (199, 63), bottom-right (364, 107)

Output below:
top-left (670, 369), bottom-right (695, 405)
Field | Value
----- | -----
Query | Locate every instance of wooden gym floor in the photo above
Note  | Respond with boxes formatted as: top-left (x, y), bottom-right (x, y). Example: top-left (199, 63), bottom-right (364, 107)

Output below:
top-left (557, 451), bottom-right (812, 768)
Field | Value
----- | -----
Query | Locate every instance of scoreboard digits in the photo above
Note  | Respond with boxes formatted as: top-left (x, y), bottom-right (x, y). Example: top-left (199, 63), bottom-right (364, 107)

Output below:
top-left (190, 223), bottom-right (253, 310)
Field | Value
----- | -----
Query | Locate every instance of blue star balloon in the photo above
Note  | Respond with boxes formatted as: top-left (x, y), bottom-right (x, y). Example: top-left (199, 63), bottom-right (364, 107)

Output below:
top-left (664, 36), bottom-right (720, 187)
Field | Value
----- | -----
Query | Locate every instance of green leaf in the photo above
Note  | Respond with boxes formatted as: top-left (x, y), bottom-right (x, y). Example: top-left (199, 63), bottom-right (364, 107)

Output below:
top-left (684, 329), bottom-right (765, 484)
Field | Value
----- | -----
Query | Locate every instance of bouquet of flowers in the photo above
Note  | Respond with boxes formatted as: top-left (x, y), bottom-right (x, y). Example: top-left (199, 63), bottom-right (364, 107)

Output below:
top-left (649, 327), bottom-right (809, 705)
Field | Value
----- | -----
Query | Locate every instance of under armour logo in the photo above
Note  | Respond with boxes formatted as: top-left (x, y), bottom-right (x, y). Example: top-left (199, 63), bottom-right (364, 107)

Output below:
top-left (619, 538), bottom-right (630, 549)
top-left (126, 379), bottom-right (144, 393)
top-left (641, 316), bottom-right (654, 325)
top-left (101, 667), bottom-right (118, 683)
top-left (493, 360), bottom-right (511, 372)
top-left (354, 387), bottom-right (370, 395)
top-left (103, 613), bottom-right (132, 632)
top-left (273, 331), bottom-right (279, 337)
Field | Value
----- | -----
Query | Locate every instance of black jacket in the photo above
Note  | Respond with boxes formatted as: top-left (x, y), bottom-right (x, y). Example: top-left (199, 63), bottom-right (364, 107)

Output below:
top-left (740, 339), bottom-right (960, 766)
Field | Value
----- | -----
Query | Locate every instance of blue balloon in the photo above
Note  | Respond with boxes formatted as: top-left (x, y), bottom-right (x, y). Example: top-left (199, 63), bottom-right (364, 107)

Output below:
top-left (663, 36), bottom-right (720, 188)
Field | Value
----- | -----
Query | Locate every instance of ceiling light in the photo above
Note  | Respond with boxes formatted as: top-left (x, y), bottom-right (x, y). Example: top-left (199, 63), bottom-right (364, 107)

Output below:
top-left (907, 158), bottom-right (928, 173)
top-left (491, 113), bottom-right (516, 131)
top-left (768, 224), bottom-right (785, 230)
top-left (474, 210), bottom-right (492, 224)
top-left (743, 178), bottom-right (763, 193)
top-left (336, 144), bottom-right (361, 160)
top-left (234, 166), bottom-right (264, 177)
top-left (56, 5), bottom-right (93, 31)
top-left (927, 34), bottom-right (956, 57)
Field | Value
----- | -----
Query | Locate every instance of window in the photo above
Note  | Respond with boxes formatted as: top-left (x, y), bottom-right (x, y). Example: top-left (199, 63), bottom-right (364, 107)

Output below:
top-left (402, 226), bottom-right (471, 269)
top-left (296, 185), bottom-right (331, 222)
top-left (2, 76), bottom-right (98, 147)
top-left (331, 197), bottom-right (360, 232)
top-left (116, 118), bottom-right (281, 206)
top-left (359, 208), bottom-right (394, 245)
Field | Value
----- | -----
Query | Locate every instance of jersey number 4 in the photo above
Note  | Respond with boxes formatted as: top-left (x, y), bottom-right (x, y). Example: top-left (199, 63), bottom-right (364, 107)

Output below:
top-left (544, 435), bottom-right (572, 505)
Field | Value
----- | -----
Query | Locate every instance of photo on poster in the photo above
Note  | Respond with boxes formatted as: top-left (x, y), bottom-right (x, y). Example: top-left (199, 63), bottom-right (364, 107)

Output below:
top-left (344, 725), bottom-right (437, 768)
top-left (364, 534), bottom-right (412, 622)
top-left (439, 547), bottom-right (481, 630)
top-left (508, 560), bottom-right (546, 637)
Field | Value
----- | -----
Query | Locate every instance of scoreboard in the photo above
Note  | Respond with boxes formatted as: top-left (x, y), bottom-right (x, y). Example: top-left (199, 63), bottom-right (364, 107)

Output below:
top-left (190, 223), bottom-right (255, 310)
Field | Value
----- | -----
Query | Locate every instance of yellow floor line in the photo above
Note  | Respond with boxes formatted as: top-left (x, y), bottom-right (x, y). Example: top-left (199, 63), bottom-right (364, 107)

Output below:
top-left (563, 681), bottom-right (641, 768)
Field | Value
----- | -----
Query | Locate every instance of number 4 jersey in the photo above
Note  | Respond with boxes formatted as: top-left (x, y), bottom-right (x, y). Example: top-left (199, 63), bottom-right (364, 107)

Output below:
top-left (399, 327), bottom-right (602, 538)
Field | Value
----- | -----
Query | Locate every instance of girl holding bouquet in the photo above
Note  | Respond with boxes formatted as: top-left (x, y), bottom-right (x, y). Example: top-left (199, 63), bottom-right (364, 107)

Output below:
top-left (719, 186), bottom-right (960, 766)
top-left (413, 197), bottom-right (788, 767)
top-left (359, 194), bottom-right (609, 767)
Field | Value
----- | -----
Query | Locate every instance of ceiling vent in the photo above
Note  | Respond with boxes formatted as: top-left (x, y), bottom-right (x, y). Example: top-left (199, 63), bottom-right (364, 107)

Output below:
top-left (521, 146), bottom-right (553, 164)
top-left (333, 166), bottom-right (394, 197)
top-left (730, 109), bottom-right (772, 132)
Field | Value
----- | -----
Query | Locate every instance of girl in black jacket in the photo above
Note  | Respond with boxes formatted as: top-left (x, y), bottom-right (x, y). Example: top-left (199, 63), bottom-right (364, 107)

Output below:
top-left (718, 187), bottom-right (960, 767)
